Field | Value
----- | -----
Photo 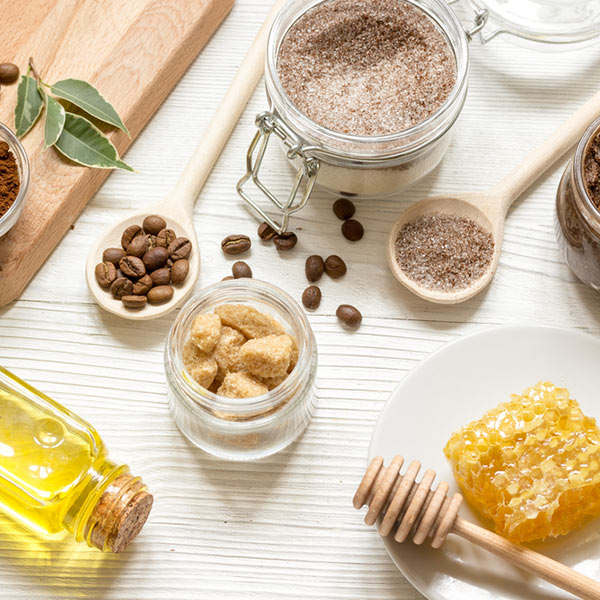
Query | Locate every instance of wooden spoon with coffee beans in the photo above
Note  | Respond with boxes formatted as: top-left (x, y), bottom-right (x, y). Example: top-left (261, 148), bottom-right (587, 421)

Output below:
top-left (86, 0), bottom-right (285, 320)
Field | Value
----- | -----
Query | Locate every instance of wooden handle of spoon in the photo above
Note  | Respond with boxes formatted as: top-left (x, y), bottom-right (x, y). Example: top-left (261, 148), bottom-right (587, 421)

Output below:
top-left (491, 89), bottom-right (600, 213)
top-left (453, 518), bottom-right (600, 600)
top-left (167, 0), bottom-right (286, 213)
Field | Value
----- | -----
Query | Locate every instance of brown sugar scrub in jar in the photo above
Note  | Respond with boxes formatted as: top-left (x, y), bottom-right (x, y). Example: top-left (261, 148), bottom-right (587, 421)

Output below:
top-left (237, 0), bottom-right (469, 224)
top-left (556, 116), bottom-right (600, 290)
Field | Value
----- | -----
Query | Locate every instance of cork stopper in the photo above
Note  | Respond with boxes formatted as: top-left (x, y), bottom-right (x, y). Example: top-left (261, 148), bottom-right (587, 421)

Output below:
top-left (89, 473), bottom-right (153, 553)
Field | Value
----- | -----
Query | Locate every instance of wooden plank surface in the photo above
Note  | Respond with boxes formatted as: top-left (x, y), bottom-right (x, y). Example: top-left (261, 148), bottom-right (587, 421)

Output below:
top-left (1, 1), bottom-right (600, 599)
top-left (0, 0), bottom-right (234, 306)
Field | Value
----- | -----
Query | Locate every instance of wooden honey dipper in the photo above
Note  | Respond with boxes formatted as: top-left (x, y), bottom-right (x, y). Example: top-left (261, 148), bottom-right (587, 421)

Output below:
top-left (354, 456), bottom-right (600, 600)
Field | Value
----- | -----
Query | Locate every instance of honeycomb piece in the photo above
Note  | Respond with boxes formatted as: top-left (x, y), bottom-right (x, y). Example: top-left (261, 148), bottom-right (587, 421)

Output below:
top-left (190, 312), bottom-right (222, 354)
top-left (240, 334), bottom-right (293, 379)
top-left (217, 371), bottom-right (268, 399)
top-left (444, 381), bottom-right (600, 543)
top-left (182, 341), bottom-right (217, 389)
top-left (215, 304), bottom-right (285, 338)
top-left (213, 326), bottom-right (246, 381)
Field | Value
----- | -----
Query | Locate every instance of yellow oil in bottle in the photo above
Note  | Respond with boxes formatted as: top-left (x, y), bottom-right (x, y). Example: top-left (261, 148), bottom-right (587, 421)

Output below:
top-left (0, 367), bottom-right (153, 551)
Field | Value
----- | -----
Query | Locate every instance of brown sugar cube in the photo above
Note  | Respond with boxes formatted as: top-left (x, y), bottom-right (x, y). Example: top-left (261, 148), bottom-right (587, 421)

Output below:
top-left (240, 334), bottom-right (293, 379)
top-left (182, 341), bottom-right (217, 389)
top-left (213, 326), bottom-right (247, 380)
top-left (288, 336), bottom-right (299, 373)
top-left (190, 312), bottom-right (222, 354)
top-left (215, 304), bottom-right (285, 339)
top-left (217, 371), bottom-right (268, 399)
top-left (260, 374), bottom-right (288, 390)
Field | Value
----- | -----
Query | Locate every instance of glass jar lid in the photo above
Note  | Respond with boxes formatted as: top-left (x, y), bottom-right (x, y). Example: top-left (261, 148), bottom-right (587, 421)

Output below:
top-left (468, 0), bottom-right (600, 44)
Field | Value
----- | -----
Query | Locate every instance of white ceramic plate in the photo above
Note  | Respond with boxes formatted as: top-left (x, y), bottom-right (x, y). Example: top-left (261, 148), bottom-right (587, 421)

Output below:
top-left (368, 325), bottom-right (600, 600)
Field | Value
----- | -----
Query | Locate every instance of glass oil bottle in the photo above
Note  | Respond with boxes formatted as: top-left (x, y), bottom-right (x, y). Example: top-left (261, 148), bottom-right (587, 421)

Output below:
top-left (0, 366), bottom-right (153, 552)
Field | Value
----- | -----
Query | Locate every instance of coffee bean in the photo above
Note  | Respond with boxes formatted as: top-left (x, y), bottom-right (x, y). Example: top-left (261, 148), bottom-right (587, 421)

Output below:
top-left (221, 234), bottom-right (251, 255)
top-left (171, 259), bottom-right (189, 284)
top-left (324, 255), bottom-right (347, 279)
top-left (274, 231), bottom-right (297, 251)
top-left (122, 295), bottom-right (148, 309)
top-left (157, 228), bottom-right (177, 248)
top-left (222, 276), bottom-right (235, 281)
top-left (127, 234), bottom-right (150, 258)
top-left (143, 246), bottom-right (169, 272)
top-left (95, 261), bottom-right (117, 288)
top-left (119, 256), bottom-right (146, 279)
top-left (168, 237), bottom-right (192, 261)
top-left (0, 63), bottom-right (19, 85)
top-left (302, 286), bottom-right (321, 310)
top-left (132, 274), bottom-right (153, 295)
top-left (333, 198), bottom-right (356, 220)
top-left (342, 219), bottom-right (364, 241)
top-left (305, 255), bottom-right (324, 282)
top-left (150, 267), bottom-right (171, 286)
top-left (258, 222), bottom-right (276, 241)
top-left (232, 261), bottom-right (252, 278)
top-left (121, 225), bottom-right (142, 250)
top-left (110, 277), bottom-right (133, 299)
top-left (336, 304), bottom-right (362, 328)
top-left (147, 234), bottom-right (159, 250)
top-left (148, 285), bottom-right (174, 304)
top-left (143, 215), bottom-right (167, 236)
top-left (102, 247), bottom-right (125, 266)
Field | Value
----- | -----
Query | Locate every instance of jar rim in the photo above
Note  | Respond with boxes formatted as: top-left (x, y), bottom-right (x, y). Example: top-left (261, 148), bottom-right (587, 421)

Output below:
top-left (165, 279), bottom-right (317, 419)
top-left (573, 115), bottom-right (600, 233)
top-left (265, 0), bottom-right (470, 160)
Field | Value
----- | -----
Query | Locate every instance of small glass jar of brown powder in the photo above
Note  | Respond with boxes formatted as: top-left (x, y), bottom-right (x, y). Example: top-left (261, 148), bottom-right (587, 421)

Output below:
top-left (0, 122), bottom-right (29, 237)
top-left (165, 279), bottom-right (318, 460)
top-left (556, 116), bottom-right (600, 291)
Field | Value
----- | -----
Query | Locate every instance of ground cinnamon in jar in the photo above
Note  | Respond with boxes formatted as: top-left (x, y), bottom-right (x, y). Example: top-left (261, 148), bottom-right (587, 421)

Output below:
top-left (0, 141), bottom-right (20, 219)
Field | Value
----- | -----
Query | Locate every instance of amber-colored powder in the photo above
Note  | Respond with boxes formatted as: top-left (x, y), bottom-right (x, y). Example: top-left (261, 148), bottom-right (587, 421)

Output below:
top-left (0, 141), bottom-right (20, 219)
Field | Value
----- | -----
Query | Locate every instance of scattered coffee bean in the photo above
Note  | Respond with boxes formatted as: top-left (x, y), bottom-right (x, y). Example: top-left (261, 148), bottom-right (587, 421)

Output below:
top-left (121, 224), bottom-right (142, 250)
top-left (127, 234), bottom-right (150, 258)
top-left (122, 295), bottom-right (148, 309)
top-left (333, 197), bottom-right (356, 220)
top-left (171, 259), bottom-right (189, 285)
top-left (95, 262), bottom-right (117, 288)
top-left (232, 261), bottom-right (252, 278)
top-left (221, 234), bottom-right (251, 255)
top-left (342, 219), bottom-right (364, 241)
top-left (324, 255), bottom-right (347, 279)
top-left (157, 228), bottom-right (177, 248)
top-left (258, 222), bottom-right (276, 241)
top-left (302, 285), bottom-right (321, 310)
top-left (143, 215), bottom-right (167, 236)
top-left (148, 285), bottom-right (174, 304)
top-left (168, 237), bottom-right (192, 261)
top-left (274, 231), bottom-right (298, 251)
top-left (119, 256), bottom-right (146, 279)
top-left (102, 247), bottom-right (126, 266)
top-left (110, 277), bottom-right (133, 299)
top-left (150, 267), bottom-right (171, 286)
top-left (222, 276), bottom-right (235, 281)
top-left (305, 255), bottom-right (325, 282)
top-left (132, 274), bottom-right (153, 295)
top-left (336, 304), bottom-right (362, 328)
top-left (143, 246), bottom-right (169, 272)
top-left (0, 63), bottom-right (19, 85)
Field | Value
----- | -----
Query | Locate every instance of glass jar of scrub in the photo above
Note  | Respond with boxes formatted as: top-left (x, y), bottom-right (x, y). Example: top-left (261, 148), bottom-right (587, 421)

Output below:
top-left (0, 121), bottom-right (30, 237)
top-left (238, 0), bottom-right (600, 233)
top-left (165, 279), bottom-right (318, 461)
top-left (555, 116), bottom-right (600, 290)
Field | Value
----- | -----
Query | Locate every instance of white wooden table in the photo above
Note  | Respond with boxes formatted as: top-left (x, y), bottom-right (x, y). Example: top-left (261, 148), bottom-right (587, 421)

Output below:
top-left (1, 2), bottom-right (600, 598)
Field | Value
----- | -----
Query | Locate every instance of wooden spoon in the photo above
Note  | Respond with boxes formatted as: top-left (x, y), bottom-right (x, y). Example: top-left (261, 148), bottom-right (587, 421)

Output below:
top-left (86, 0), bottom-right (285, 321)
top-left (387, 89), bottom-right (600, 304)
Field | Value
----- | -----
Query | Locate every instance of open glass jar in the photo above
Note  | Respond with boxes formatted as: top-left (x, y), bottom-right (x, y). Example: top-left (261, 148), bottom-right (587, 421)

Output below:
top-left (555, 116), bottom-right (600, 290)
top-left (165, 279), bottom-right (318, 461)
top-left (237, 0), bottom-right (600, 233)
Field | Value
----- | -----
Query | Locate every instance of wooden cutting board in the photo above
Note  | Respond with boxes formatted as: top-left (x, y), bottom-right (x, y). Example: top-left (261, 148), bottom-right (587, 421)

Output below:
top-left (0, 0), bottom-right (234, 306)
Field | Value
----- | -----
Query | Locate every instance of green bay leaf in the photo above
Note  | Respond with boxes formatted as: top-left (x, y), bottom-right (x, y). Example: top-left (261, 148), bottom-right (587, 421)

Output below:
top-left (54, 112), bottom-right (134, 171)
top-left (14, 75), bottom-right (44, 138)
top-left (43, 95), bottom-right (66, 149)
top-left (51, 78), bottom-right (129, 135)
